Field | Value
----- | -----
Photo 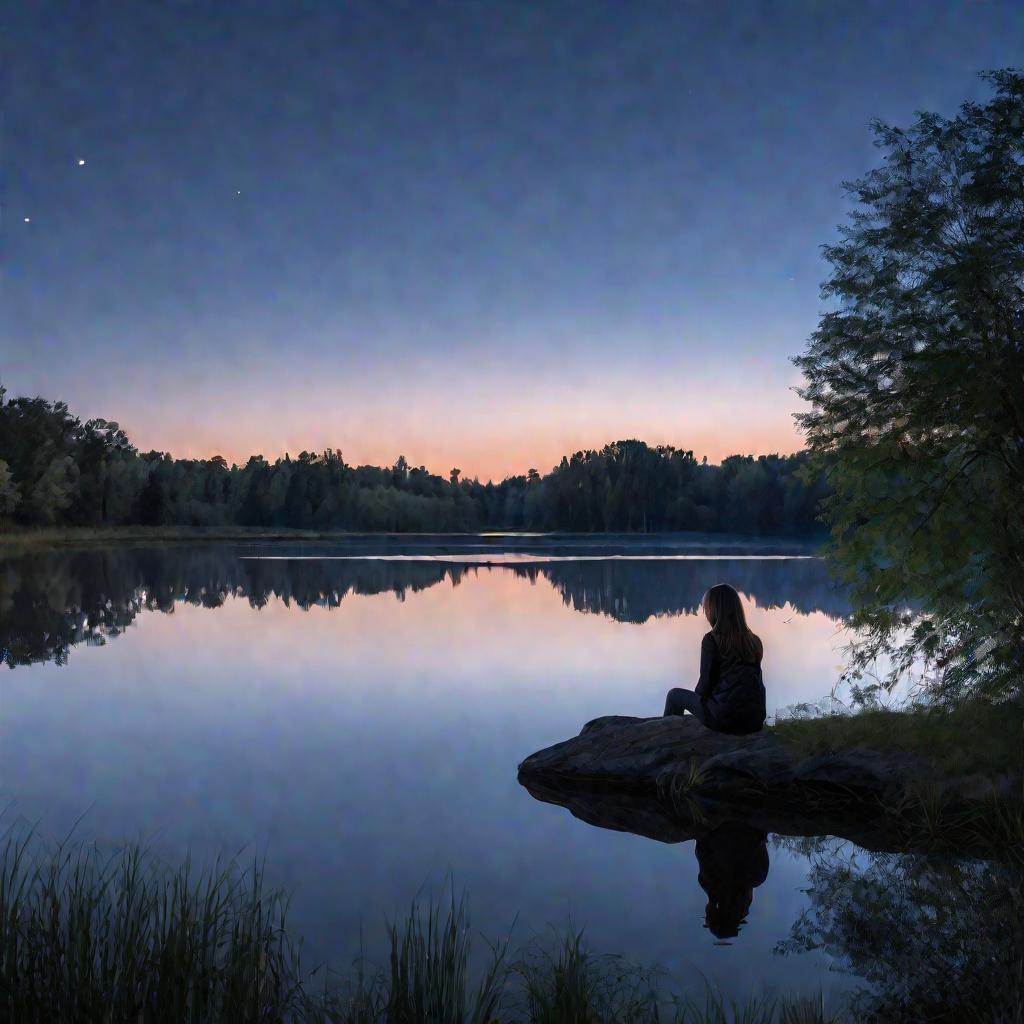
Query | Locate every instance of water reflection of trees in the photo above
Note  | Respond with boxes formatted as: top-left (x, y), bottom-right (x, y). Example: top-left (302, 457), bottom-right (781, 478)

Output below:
top-left (530, 558), bottom-right (848, 622)
top-left (777, 838), bottom-right (1024, 1022)
top-left (0, 546), bottom-right (847, 667)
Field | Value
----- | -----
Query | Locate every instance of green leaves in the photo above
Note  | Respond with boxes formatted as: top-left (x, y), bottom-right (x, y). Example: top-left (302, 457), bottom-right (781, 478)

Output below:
top-left (795, 69), bottom-right (1024, 702)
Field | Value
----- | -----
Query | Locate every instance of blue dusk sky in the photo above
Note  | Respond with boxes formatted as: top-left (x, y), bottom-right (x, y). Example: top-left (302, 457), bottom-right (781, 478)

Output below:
top-left (4, 1), bottom-right (1023, 478)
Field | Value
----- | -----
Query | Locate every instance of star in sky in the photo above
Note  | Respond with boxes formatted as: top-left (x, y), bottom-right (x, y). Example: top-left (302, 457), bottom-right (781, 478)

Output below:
top-left (21, 158), bottom-right (87, 225)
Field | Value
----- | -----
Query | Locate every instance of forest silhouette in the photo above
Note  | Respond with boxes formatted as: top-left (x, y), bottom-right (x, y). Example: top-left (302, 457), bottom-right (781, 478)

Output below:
top-left (0, 385), bottom-right (826, 535)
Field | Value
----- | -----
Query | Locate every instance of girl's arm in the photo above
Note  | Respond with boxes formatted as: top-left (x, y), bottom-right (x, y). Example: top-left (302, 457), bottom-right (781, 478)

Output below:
top-left (694, 633), bottom-right (718, 699)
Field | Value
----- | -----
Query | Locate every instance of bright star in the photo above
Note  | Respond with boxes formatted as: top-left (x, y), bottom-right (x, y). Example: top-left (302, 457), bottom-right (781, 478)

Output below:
top-left (23, 217), bottom-right (30, 223)
top-left (78, 158), bottom-right (86, 166)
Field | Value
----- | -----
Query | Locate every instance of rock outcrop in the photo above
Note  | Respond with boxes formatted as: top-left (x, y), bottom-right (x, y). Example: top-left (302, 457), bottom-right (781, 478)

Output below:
top-left (517, 715), bottom-right (1016, 852)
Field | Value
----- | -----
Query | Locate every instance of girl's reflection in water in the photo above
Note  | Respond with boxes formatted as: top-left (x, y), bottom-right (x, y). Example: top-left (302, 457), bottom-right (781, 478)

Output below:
top-left (695, 824), bottom-right (770, 943)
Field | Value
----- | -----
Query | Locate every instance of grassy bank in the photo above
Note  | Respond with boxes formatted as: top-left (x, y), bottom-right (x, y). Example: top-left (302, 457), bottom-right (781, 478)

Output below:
top-left (771, 700), bottom-right (1024, 778)
top-left (769, 700), bottom-right (1024, 850)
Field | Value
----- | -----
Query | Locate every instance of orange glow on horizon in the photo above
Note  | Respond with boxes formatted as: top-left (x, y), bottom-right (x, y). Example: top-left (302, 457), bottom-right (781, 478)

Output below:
top-left (130, 419), bottom-right (806, 481)
top-left (51, 349), bottom-right (810, 480)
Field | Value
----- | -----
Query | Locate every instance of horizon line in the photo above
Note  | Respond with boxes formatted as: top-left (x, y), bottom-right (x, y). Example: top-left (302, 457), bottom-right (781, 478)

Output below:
top-left (134, 437), bottom-right (809, 484)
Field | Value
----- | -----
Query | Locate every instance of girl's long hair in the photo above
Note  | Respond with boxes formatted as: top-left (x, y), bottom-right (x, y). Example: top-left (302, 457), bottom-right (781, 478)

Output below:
top-left (702, 584), bottom-right (763, 664)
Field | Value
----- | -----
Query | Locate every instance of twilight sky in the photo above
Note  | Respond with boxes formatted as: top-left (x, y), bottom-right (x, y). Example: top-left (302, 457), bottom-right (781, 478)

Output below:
top-left (4, 1), bottom-right (1023, 480)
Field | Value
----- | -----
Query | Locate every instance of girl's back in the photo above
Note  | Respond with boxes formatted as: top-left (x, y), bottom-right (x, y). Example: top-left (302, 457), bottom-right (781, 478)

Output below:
top-left (703, 632), bottom-right (766, 734)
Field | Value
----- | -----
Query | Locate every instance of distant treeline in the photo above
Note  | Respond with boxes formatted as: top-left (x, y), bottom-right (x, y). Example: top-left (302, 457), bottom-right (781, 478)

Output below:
top-left (0, 384), bottom-right (827, 534)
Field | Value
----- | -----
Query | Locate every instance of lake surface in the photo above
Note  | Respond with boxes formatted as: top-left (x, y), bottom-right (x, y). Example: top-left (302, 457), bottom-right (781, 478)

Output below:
top-left (1, 536), bottom-right (1017, 1015)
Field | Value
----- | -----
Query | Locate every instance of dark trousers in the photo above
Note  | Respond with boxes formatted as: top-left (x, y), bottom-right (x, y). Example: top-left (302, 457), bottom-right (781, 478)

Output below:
top-left (664, 687), bottom-right (708, 725)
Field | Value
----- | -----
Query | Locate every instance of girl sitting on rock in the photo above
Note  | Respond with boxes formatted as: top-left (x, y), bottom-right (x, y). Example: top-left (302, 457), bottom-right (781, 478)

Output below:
top-left (663, 583), bottom-right (766, 735)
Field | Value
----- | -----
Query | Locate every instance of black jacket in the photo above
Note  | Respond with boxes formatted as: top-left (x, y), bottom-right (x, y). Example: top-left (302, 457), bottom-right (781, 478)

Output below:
top-left (694, 631), bottom-right (766, 734)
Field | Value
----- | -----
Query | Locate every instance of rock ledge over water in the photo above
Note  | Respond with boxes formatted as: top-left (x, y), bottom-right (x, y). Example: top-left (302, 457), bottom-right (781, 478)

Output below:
top-left (517, 715), bottom-right (1016, 851)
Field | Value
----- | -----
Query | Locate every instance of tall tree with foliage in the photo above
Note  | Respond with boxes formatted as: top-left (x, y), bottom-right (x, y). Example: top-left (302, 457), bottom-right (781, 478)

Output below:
top-left (795, 69), bottom-right (1024, 701)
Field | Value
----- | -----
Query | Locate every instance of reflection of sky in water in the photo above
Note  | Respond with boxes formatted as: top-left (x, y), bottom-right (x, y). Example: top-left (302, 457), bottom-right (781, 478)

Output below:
top-left (0, 549), bottom-right (857, 1001)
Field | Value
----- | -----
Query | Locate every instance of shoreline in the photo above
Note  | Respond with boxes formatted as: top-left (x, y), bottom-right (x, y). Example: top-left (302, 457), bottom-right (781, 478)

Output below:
top-left (521, 704), bottom-right (1024, 854)
top-left (0, 525), bottom-right (829, 550)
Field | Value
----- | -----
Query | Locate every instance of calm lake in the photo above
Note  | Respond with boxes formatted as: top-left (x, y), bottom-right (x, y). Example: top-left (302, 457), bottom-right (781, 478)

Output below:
top-left (0, 536), bottom-right (1014, 1013)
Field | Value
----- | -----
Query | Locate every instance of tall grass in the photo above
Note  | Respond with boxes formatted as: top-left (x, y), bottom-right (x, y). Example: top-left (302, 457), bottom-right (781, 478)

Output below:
top-left (677, 991), bottom-right (842, 1024)
top-left (382, 893), bottom-right (508, 1023)
top-left (513, 928), bottom-right (665, 1023)
top-left (0, 830), bottom-right (307, 1022)
top-left (0, 828), bottom-right (850, 1023)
